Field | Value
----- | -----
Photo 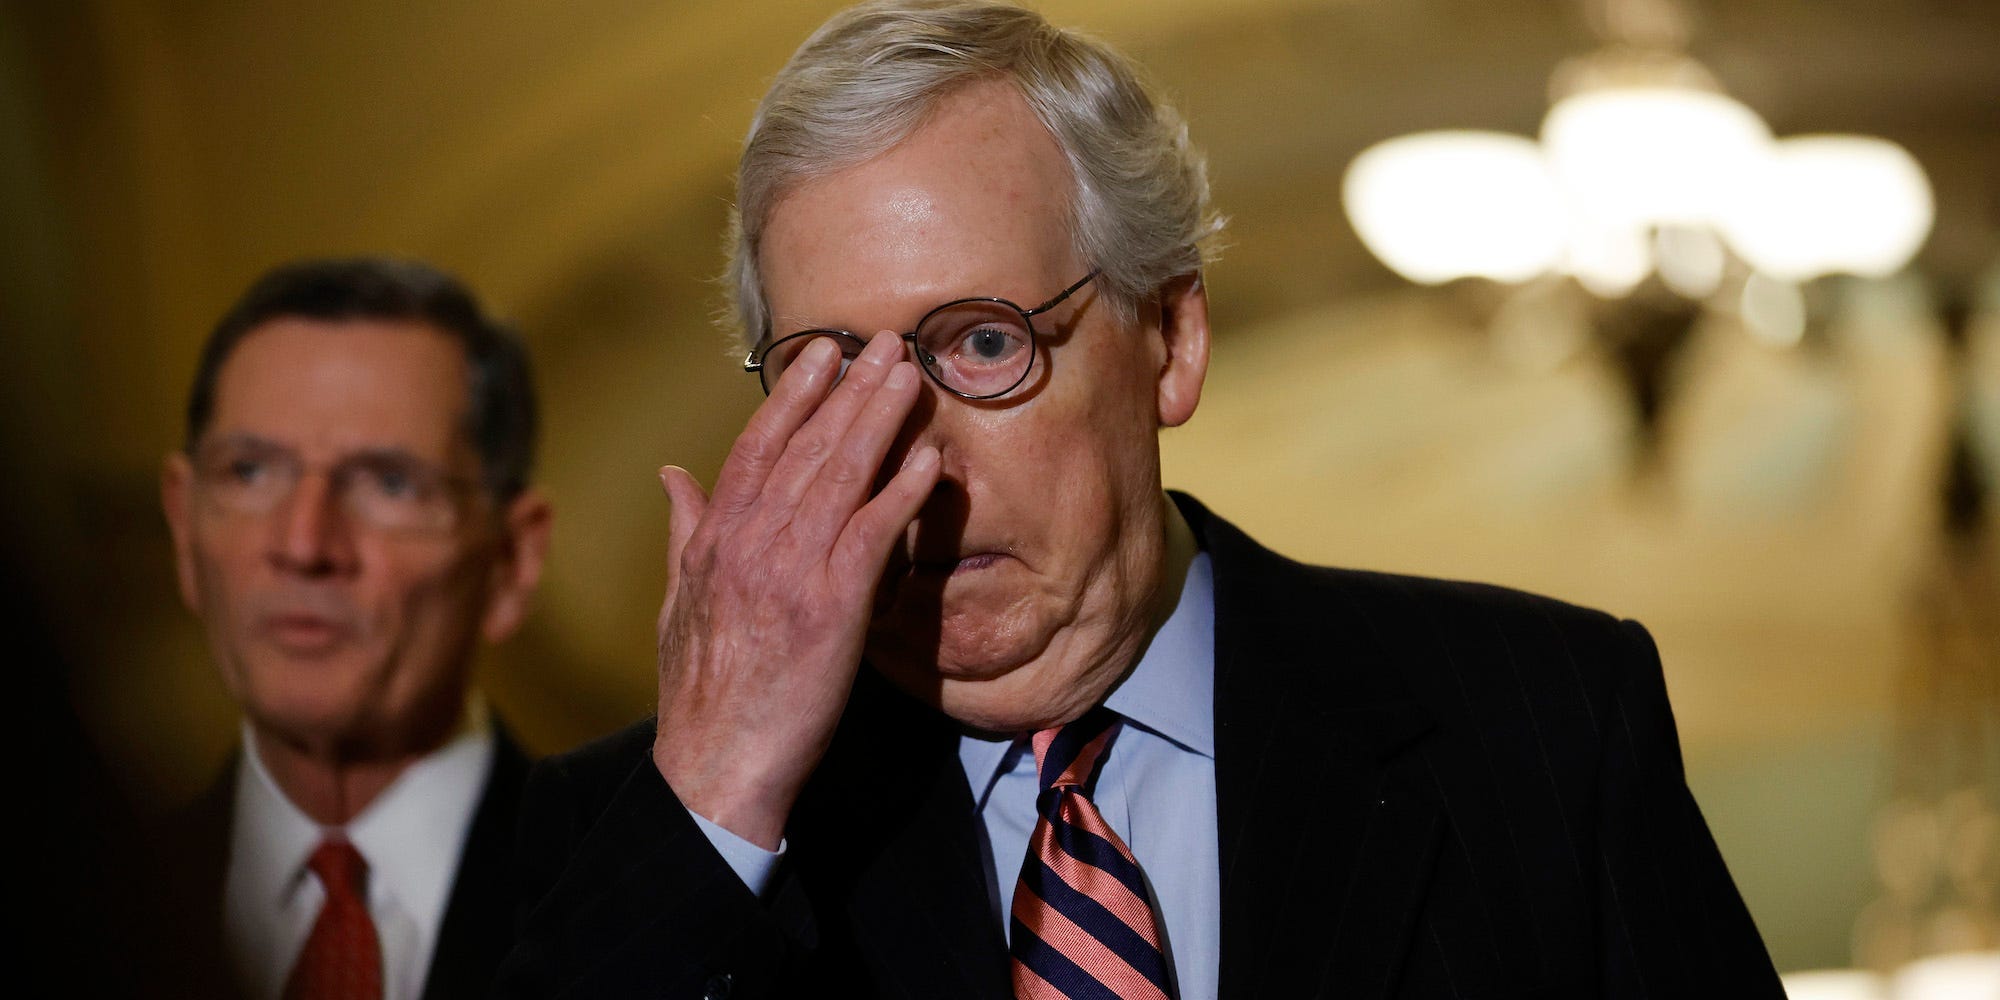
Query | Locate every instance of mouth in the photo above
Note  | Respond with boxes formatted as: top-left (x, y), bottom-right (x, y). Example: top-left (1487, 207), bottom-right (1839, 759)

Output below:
top-left (258, 613), bottom-right (354, 654)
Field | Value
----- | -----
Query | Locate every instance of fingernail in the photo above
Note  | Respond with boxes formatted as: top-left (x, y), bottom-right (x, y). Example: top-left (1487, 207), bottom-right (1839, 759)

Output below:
top-left (803, 337), bottom-right (839, 368)
top-left (659, 465), bottom-right (686, 496)
top-left (911, 445), bottom-right (939, 471)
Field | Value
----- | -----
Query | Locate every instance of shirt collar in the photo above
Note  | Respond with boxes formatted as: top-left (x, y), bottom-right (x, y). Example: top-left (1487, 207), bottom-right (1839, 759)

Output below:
top-left (957, 506), bottom-right (1217, 798)
top-left (346, 702), bottom-right (494, 926)
top-left (229, 721), bottom-right (325, 911)
top-left (1103, 545), bottom-right (1215, 759)
top-left (228, 699), bottom-right (495, 920)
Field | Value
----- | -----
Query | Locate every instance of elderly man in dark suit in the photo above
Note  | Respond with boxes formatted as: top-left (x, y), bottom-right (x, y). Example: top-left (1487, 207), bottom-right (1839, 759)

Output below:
top-left (498, 3), bottom-right (1784, 997)
top-left (161, 257), bottom-right (551, 1000)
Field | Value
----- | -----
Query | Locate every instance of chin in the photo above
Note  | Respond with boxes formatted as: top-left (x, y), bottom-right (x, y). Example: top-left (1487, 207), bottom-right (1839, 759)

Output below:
top-left (868, 641), bottom-right (1093, 737)
top-left (931, 669), bottom-right (1091, 736)
top-left (239, 668), bottom-right (370, 741)
top-left (868, 586), bottom-right (1096, 732)
top-left (249, 707), bottom-right (363, 758)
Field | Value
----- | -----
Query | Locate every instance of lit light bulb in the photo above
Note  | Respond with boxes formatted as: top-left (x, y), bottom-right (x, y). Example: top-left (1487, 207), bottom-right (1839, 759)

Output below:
top-left (1719, 135), bottom-right (1934, 282)
top-left (1342, 130), bottom-right (1568, 284)
top-left (1542, 87), bottom-right (1773, 231)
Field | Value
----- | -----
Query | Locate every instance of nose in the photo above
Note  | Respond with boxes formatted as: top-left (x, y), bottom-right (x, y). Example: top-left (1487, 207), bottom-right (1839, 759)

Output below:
top-left (267, 471), bottom-right (354, 576)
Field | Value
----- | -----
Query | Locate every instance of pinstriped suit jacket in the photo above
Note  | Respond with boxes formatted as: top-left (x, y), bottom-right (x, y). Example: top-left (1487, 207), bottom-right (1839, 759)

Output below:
top-left (495, 494), bottom-right (1783, 998)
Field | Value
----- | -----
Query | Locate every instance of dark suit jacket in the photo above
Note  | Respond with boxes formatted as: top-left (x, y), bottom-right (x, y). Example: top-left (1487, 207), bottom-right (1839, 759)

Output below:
top-left (496, 495), bottom-right (1782, 998)
top-left (168, 722), bottom-right (532, 1000)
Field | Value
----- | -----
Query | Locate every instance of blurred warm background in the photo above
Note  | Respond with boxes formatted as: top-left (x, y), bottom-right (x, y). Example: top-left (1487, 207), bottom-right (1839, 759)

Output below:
top-left (5, 0), bottom-right (1996, 985)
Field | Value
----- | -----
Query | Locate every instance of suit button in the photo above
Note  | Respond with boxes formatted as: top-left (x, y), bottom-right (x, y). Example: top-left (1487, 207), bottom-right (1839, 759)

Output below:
top-left (701, 972), bottom-right (734, 1000)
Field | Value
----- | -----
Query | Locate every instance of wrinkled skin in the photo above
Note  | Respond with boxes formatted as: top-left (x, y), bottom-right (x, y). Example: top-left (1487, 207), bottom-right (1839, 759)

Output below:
top-left (652, 80), bottom-right (1209, 848)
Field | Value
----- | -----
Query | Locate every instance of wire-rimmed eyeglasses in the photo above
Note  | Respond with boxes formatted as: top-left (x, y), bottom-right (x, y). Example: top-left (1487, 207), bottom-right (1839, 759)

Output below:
top-left (743, 269), bottom-right (1100, 400)
top-left (188, 436), bottom-right (477, 534)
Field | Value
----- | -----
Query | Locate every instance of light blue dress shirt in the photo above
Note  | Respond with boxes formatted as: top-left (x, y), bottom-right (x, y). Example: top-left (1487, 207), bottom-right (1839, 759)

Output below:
top-left (694, 552), bottom-right (1220, 999)
top-left (958, 550), bottom-right (1218, 1000)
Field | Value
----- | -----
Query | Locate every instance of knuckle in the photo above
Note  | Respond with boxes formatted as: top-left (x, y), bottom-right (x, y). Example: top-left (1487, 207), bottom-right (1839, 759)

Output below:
top-left (788, 425), bottom-right (836, 464)
top-left (820, 458), bottom-right (864, 490)
top-left (733, 426), bottom-right (784, 468)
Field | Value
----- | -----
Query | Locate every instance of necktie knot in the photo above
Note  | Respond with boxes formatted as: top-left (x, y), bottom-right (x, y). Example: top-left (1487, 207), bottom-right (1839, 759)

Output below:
top-left (1012, 705), bottom-right (1177, 999)
top-left (285, 838), bottom-right (381, 1000)
top-left (1028, 705), bottom-right (1121, 795)
top-left (305, 839), bottom-right (368, 899)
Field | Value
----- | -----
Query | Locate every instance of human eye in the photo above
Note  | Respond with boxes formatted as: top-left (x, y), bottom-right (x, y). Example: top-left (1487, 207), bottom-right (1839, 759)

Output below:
top-left (224, 455), bottom-right (267, 484)
top-left (959, 324), bottom-right (1026, 363)
top-left (353, 459), bottom-right (437, 503)
top-left (373, 466), bottom-right (414, 498)
top-left (203, 445), bottom-right (282, 488)
top-left (339, 455), bottom-right (460, 530)
top-left (925, 306), bottom-right (1030, 368)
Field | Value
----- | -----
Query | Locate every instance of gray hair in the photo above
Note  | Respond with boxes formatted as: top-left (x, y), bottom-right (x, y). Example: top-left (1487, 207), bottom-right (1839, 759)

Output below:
top-left (726, 0), bottom-right (1226, 350)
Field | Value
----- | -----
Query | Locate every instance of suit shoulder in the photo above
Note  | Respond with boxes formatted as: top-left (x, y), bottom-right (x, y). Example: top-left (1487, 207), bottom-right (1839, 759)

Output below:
top-left (1185, 492), bottom-right (1637, 657)
top-left (1314, 564), bottom-right (1628, 636)
top-left (1191, 495), bottom-right (1656, 714)
top-left (526, 717), bottom-right (657, 817)
top-left (1322, 564), bottom-right (1655, 700)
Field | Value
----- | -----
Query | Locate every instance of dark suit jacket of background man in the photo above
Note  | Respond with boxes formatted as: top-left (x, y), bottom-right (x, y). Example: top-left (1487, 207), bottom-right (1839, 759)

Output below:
top-left (162, 724), bottom-right (532, 1000)
top-left (496, 494), bottom-right (1784, 999)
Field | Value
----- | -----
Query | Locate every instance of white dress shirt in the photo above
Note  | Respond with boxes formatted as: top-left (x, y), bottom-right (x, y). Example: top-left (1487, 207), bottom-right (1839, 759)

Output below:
top-left (222, 705), bottom-right (495, 1000)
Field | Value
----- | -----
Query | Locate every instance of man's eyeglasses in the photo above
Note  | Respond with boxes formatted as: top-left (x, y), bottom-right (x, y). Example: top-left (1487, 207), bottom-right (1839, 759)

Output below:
top-left (190, 438), bottom-right (476, 534)
top-left (744, 269), bottom-right (1100, 400)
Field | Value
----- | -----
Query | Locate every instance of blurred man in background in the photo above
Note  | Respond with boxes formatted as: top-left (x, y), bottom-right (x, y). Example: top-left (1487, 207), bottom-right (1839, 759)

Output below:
top-left (498, 3), bottom-right (1782, 998)
top-left (160, 257), bottom-right (550, 1000)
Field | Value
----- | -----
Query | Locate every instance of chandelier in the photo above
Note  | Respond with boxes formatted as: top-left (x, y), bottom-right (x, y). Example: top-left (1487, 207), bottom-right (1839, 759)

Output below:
top-left (1341, 3), bottom-right (1998, 995)
top-left (1341, 3), bottom-right (1933, 317)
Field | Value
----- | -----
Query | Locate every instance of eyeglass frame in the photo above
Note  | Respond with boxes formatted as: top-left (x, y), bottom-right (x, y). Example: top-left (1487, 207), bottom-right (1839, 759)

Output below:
top-left (742, 268), bottom-right (1102, 401)
top-left (185, 435), bottom-right (487, 535)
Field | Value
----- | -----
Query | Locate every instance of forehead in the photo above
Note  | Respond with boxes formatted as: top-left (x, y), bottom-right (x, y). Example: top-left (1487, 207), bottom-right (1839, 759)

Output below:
top-left (760, 78), bottom-right (1080, 327)
top-left (207, 317), bottom-right (471, 459)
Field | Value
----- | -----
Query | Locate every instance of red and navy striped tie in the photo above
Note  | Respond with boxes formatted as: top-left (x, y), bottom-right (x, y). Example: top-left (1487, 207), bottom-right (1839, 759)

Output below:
top-left (1010, 707), bottom-right (1176, 1000)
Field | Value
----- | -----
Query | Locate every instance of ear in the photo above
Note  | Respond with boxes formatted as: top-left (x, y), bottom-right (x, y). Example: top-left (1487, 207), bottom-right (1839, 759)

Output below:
top-left (1154, 271), bottom-right (1211, 428)
top-left (480, 486), bottom-right (553, 643)
top-left (161, 452), bottom-right (203, 614)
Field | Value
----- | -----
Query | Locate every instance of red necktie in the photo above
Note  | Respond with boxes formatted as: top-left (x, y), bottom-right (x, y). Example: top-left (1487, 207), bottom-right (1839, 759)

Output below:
top-left (1010, 707), bottom-right (1177, 1000)
top-left (284, 839), bottom-right (383, 1000)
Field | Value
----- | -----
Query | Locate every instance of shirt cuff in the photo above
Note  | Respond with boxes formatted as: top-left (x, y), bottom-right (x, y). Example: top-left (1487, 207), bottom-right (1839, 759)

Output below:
top-left (688, 808), bottom-right (786, 898)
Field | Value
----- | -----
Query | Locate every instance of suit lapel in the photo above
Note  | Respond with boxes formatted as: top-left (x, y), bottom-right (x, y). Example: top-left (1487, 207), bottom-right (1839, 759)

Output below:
top-left (422, 721), bottom-right (532, 1000)
top-left (1181, 494), bottom-right (1444, 1000)
top-left (796, 674), bottom-right (1012, 1000)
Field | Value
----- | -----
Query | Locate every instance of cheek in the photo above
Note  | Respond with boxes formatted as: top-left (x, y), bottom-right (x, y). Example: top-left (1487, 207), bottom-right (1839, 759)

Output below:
top-left (190, 529), bottom-right (262, 620)
top-left (383, 546), bottom-right (495, 649)
top-left (1024, 379), bottom-right (1159, 510)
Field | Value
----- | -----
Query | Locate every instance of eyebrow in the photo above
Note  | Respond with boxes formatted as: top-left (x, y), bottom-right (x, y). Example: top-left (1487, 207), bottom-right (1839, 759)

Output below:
top-left (198, 434), bottom-right (442, 470)
top-left (194, 432), bottom-right (285, 456)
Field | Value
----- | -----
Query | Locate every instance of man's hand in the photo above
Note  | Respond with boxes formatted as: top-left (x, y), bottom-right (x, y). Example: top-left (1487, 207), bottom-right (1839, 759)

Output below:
top-left (652, 332), bottom-right (939, 849)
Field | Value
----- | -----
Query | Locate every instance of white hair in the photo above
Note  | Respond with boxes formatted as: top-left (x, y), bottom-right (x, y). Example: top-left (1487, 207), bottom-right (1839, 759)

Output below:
top-left (725, 0), bottom-right (1226, 350)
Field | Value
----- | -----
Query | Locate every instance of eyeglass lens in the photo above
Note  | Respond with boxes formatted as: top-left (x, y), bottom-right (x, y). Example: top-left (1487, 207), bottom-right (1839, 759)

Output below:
top-left (760, 298), bottom-right (1036, 398)
top-left (194, 442), bottom-right (464, 533)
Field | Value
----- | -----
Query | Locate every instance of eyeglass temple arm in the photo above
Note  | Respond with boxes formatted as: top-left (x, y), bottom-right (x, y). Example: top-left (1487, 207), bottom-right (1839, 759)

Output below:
top-left (1024, 268), bottom-right (1102, 317)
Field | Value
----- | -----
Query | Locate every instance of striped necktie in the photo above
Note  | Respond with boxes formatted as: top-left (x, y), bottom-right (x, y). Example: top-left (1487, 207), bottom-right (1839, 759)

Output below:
top-left (1009, 707), bottom-right (1177, 1000)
